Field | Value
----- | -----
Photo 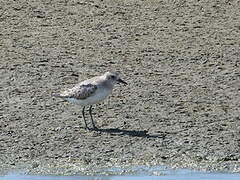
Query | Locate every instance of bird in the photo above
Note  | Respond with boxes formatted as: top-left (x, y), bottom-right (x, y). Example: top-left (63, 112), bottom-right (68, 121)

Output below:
top-left (52, 72), bottom-right (127, 129)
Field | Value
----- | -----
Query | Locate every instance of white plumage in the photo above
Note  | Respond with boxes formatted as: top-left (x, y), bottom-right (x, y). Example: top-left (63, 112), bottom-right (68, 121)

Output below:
top-left (52, 72), bottom-right (127, 129)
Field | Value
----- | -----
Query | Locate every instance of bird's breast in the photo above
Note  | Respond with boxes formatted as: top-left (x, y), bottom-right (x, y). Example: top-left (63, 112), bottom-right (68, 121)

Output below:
top-left (93, 87), bottom-right (112, 101)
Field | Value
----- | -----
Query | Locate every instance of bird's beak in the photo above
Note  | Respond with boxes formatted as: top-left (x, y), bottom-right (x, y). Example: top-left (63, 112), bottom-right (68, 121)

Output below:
top-left (117, 78), bottom-right (127, 85)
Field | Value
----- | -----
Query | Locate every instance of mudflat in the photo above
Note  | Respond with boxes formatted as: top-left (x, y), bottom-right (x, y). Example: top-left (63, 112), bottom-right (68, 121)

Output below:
top-left (0, 0), bottom-right (239, 175)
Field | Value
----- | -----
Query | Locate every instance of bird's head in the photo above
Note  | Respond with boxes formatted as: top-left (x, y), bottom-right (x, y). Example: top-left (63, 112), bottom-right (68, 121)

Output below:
top-left (104, 72), bottom-right (127, 86)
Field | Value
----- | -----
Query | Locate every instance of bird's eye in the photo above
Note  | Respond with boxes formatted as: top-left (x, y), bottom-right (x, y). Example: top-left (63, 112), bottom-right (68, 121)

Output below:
top-left (110, 75), bottom-right (115, 79)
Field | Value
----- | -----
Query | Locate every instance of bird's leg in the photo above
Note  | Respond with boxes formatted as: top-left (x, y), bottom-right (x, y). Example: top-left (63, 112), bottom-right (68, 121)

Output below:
top-left (89, 105), bottom-right (97, 129)
top-left (82, 106), bottom-right (88, 129)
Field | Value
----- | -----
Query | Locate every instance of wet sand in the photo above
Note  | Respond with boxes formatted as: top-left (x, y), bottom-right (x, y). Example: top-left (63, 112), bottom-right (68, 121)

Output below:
top-left (0, 0), bottom-right (240, 175)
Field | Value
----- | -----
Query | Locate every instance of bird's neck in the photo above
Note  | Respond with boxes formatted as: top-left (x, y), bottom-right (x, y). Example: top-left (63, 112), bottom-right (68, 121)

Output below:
top-left (102, 80), bottom-right (114, 90)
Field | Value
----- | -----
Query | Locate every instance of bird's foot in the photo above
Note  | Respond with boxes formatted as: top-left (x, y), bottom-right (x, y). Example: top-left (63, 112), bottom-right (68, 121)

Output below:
top-left (84, 126), bottom-right (90, 130)
top-left (92, 126), bottom-right (98, 130)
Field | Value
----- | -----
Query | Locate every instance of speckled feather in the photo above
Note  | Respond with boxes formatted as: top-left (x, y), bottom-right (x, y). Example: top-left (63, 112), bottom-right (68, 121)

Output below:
top-left (57, 84), bottom-right (97, 100)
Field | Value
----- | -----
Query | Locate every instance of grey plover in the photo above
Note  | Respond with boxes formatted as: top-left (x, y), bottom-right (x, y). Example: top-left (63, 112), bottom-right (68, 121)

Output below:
top-left (52, 72), bottom-right (127, 129)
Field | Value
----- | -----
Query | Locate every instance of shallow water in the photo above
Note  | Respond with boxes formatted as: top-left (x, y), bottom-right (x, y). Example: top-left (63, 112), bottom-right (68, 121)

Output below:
top-left (0, 166), bottom-right (240, 180)
top-left (2, 172), bottom-right (240, 180)
top-left (1, 166), bottom-right (240, 180)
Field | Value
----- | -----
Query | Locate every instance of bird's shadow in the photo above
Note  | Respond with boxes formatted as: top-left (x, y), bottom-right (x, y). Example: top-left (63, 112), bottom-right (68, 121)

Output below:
top-left (88, 127), bottom-right (165, 138)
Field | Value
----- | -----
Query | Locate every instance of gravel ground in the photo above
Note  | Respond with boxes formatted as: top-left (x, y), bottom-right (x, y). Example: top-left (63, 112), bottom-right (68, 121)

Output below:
top-left (0, 0), bottom-right (240, 175)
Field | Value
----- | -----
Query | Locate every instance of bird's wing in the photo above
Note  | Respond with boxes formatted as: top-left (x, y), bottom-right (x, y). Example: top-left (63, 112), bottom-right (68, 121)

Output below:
top-left (60, 84), bottom-right (97, 100)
